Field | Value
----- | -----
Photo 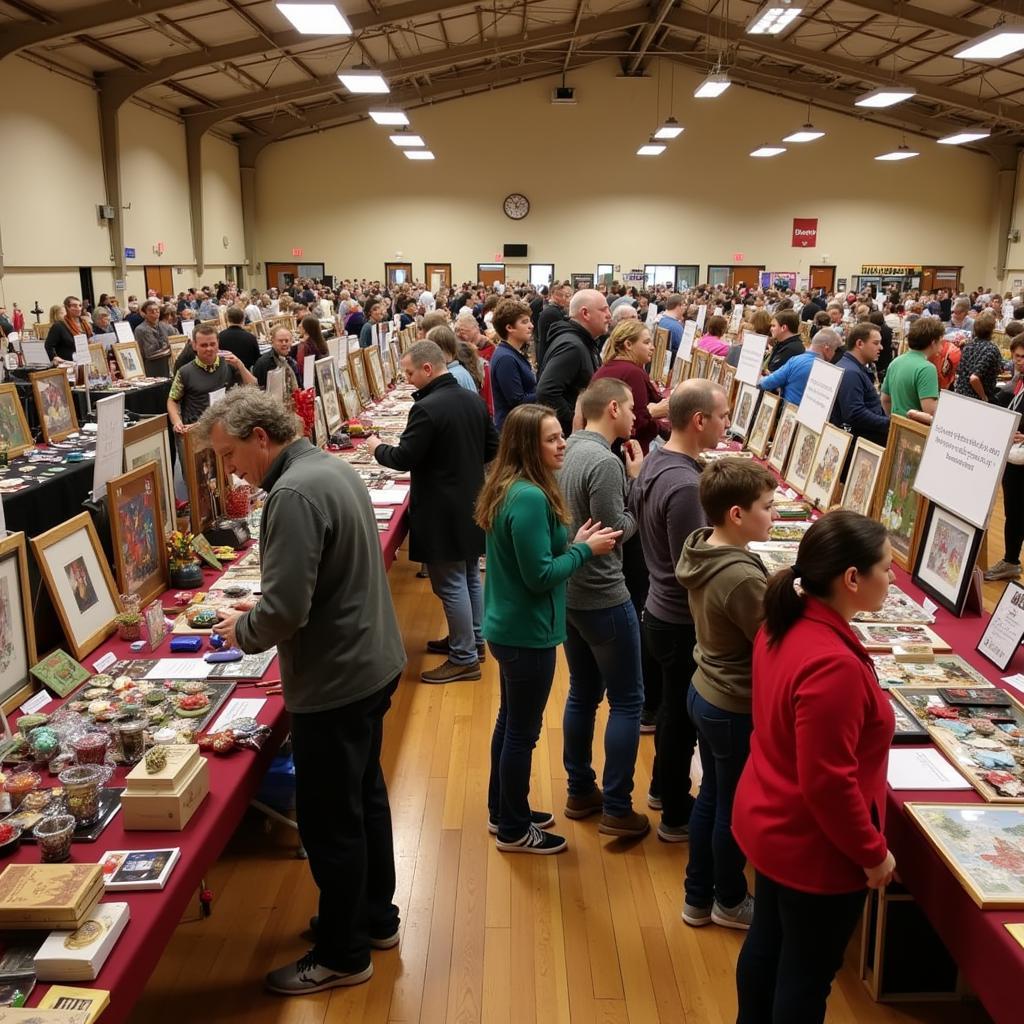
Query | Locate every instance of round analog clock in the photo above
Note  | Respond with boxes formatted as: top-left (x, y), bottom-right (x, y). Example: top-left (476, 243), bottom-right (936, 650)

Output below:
top-left (503, 193), bottom-right (530, 220)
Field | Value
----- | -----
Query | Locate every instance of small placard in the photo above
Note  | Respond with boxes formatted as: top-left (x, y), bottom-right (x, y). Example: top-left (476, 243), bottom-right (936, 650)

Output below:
top-left (303, 354), bottom-right (315, 389)
top-left (93, 651), bottom-right (117, 673)
top-left (921, 597), bottom-right (939, 617)
top-left (978, 579), bottom-right (1024, 670)
top-left (695, 305), bottom-right (707, 331)
top-left (73, 334), bottom-right (90, 365)
top-left (182, 320), bottom-right (195, 338)
top-left (19, 690), bottom-right (51, 716)
top-left (113, 321), bottom-right (133, 343)
top-left (208, 387), bottom-right (226, 407)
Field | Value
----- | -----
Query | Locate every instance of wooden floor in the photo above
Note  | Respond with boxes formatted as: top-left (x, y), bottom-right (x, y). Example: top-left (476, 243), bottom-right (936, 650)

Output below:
top-left (127, 502), bottom-right (1015, 1023)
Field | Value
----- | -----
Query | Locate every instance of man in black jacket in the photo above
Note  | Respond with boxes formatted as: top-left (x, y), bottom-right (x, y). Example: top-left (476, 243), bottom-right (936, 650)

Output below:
top-left (217, 306), bottom-right (261, 369)
top-left (368, 340), bottom-right (499, 683)
top-left (537, 290), bottom-right (611, 436)
top-left (535, 281), bottom-right (571, 369)
top-left (765, 310), bottom-right (805, 373)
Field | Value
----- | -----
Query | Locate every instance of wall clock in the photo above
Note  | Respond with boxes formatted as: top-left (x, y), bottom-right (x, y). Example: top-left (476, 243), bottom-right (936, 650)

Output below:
top-left (503, 193), bottom-right (530, 220)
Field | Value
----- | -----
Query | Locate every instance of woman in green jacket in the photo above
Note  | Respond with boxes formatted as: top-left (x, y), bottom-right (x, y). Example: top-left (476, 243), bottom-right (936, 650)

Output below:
top-left (476, 403), bottom-right (621, 854)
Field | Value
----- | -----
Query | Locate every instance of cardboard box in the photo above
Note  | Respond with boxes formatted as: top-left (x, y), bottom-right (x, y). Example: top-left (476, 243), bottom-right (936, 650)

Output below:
top-left (0, 865), bottom-right (103, 930)
top-left (124, 744), bottom-right (200, 792)
top-left (121, 756), bottom-right (209, 831)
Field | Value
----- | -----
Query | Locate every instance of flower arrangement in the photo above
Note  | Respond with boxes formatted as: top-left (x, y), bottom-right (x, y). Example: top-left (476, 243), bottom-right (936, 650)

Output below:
top-left (167, 530), bottom-right (197, 567)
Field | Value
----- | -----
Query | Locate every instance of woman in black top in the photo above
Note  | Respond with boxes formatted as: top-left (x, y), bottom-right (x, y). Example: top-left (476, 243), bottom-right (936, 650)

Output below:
top-left (954, 311), bottom-right (1003, 402)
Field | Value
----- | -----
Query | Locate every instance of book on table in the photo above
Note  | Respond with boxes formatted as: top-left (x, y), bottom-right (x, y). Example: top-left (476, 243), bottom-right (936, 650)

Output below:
top-left (99, 848), bottom-right (180, 890)
top-left (34, 901), bottom-right (129, 981)
top-left (36, 985), bottom-right (110, 1023)
top-left (0, 866), bottom-right (103, 930)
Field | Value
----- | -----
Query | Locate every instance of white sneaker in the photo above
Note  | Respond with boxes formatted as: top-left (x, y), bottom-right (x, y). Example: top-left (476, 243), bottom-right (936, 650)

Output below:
top-left (265, 950), bottom-right (373, 995)
top-left (711, 894), bottom-right (754, 931)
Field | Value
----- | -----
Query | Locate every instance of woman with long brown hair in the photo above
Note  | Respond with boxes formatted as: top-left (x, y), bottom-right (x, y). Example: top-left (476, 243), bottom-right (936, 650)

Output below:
top-left (477, 403), bottom-right (620, 855)
top-left (295, 315), bottom-right (327, 365)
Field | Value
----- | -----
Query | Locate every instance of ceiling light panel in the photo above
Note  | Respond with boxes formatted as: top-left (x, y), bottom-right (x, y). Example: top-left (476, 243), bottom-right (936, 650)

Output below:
top-left (637, 144), bottom-right (667, 156)
top-left (390, 134), bottom-right (425, 147)
top-left (937, 127), bottom-right (990, 145)
top-left (277, 4), bottom-right (352, 34)
top-left (694, 73), bottom-right (731, 98)
top-left (747, 6), bottom-right (802, 35)
top-left (338, 71), bottom-right (389, 93)
top-left (855, 88), bottom-right (916, 108)
top-left (750, 146), bottom-right (786, 157)
top-left (954, 29), bottom-right (1024, 61)
top-left (369, 111), bottom-right (409, 125)
top-left (405, 150), bottom-right (435, 160)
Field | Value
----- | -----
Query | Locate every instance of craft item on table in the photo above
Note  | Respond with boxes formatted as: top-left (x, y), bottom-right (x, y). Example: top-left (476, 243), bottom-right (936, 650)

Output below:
top-left (33, 901), bottom-right (129, 982)
top-left (15, 715), bottom-right (48, 740)
top-left (57, 766), bottom-right (106, 827)
top-left (27, 727), bottom-right (60, 768)
top-left (849, 621), bottom-right (951, 652)
top-left (871, 654), bottom-right (993, 690)
top-left (99, 847), bottom-right (180, 890)
top-left (190, 533), bottom-right (222, 571)
top-left (33, 816), bottom-right (76, 863)
top-left (0, 864), bottom-right (104, 931)
top-left (748, 542), bottom-right (799, 575)
top-left (0, 943), bottom-right (37, 1008)
top-left (852, 584), bottom-right (935, 624)
top-left (36, 985), bottom-right (109, 1023)
top-left (0, 823), bottom-right (22, 859)
top-left (3, 769), bottom-right (39, 810)
top-left (69, 731), bottom-right (110, 766)
top-left (197, 717), bottom-right (271, 755)
top-left (772, 500), bottom-right (811, 520)
top-left (121, 753), bottom-right (208, 831)
top-left (29, 652), bottom-right (90, 699)
top-left (941, 687), bottom-right (1013, 707)
top-left (767, 521), bottom-right (812, 542)
top-left (143, 600), bottom-right (168, 652)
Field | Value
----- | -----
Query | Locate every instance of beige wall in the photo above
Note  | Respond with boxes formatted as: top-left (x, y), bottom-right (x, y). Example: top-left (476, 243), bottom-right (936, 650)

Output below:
top-left (201, 135), bottom-right (246, 266)
top-left (254, 60), bottom-right (1002, 289)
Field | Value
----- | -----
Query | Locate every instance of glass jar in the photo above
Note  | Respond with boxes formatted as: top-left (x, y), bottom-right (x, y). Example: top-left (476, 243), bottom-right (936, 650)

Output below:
top-left (3, 767), bottom-right (40, 810)
top-left (58, 764), bottom-right (104, 826)
top-left (34, 814), bottom-right (75, 863)
top-left (117, 717), bottom-right (146, 764)
top-left (71, 731), bottom-right (110, 766)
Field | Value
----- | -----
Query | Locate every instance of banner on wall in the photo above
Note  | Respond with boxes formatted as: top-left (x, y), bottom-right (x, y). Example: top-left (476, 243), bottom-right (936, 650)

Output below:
top-left (792, 218), bottom-right (818, 247)
top-left (761, 272), bottom-right (798, 290)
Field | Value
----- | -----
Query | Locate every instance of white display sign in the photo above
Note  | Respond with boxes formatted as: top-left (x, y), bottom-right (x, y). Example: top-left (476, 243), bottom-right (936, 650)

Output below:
top-left (729, 306), bottom-right (743, 334)
top-left (73, 335), bottom-right (91, 365)
top-left (913, 391), bottom-right (1020, 530)
top-left (92, 392), bottom-right (125, 501)
top-left (208, 387), bottom-right (226, 407)
top-left (645, 303), bottom-right (658, 328)
top-left (679, 321), bottom-right (697, 362)
top-left (978, 580), bottom-right (1024, 670)
top-left (113, 321), bottom-right (133, 343)
top-left (22, 341), bottom-right (49, 365)
top-left (796, 358), bottom-right (844, 433)
top-left (265, 367), bottom-right (284, 403)
top-left (303, 354), bottom-right (315, 389)
top-left (735, 332), bottom-right (769, 386)
top-left (695, 304), bottom-right (707, 331)
top-left (182, 320), bottom-right (195, 338)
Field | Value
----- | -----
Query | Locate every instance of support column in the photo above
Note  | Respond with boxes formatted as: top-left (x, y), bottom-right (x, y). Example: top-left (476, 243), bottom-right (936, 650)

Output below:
top-left (185, 119), bottom-right (205, 278)
top-left (239, 160), bottom-right (260, 291)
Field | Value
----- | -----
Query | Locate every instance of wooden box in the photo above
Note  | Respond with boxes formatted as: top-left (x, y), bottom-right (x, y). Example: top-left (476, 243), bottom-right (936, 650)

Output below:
top-left (124, 744), bottom-right (200, 792)
top-left (0, 864), bottom-right (103, 930)
top-left (121, 755), bottom-right (209, 831)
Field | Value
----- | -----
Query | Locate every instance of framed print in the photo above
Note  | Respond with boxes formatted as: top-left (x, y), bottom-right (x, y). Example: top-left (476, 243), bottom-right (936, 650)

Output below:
top-left (783, 423), bottom-right (819, 495)
top-left (168, 336), bottom-right (189, 366)
top-left (669, 356), bottom-right (689, 389)
top-left (107, 462), bottom-right (168, 607)
top-left (314, 356), bottom-right (343, 434)
top-left (0, 532), bottom-right (37, 708)
top-left (709, 354), bottom-right (724, 385)
top-left (389, 341), bottom-right (402, 381)
top-left (849, 621), bottom-right (951, 652)
top-left (912, 503), bottom-right (984, 617)
top-left (888, 694), bottom-right (929, 744)
top-left (113, 341), bottom-right (145, 381)
top-left (871, 653), bottom-right (992, 690)
top-left (873, 414), bottom-right (929, 571)
top-left (348, 351), bottom-right (371, 406)
top-left (978, 580), bottom-right (1024, 671)
top-left (767, 401), bottom-right (799, 473)
top-left (746, 392), bottom-right (780, 458)
top-left (31, 367), bottom-right (79, 443)
top-left (364, 347), bottom-right (386, 400)
top-left (314, 396), bottom-right (328, 448)
top-left (123, 415), bottom-right (176, 537)
top-left (0, 383), bottom-right (34, 458)
top-left (650, 327), bottom-right (669, 385)
top-left (905, 803), bottom-right (1024, 909)
top-left (88, 343), bottom-right (109, 381)
top-left (183, 428), bottom-right (225, 535)
top-left (802, 423), bottom-right (852, 510)
top-left (840, 438), bottom-right (885, 516)
top-left (719, 361), bottom-right (737, 401)
top-left (749, 541), bottom-right (799, 575)
top-left (691, 347), bottom-right (710, 382)
top-left (144, 600), bottom-right (168, 650)
top-left (30, 512), bottom-right (122, 660)
top-left (854, 584), bottom-right (935, 624)
top-left (30, 648), bottom-right (89, 699)
top-left (730, 383), bottom-right (760, 440)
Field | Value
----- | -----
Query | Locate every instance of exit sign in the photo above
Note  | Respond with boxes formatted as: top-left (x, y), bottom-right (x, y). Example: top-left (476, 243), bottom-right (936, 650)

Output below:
top-left (733, 252), bottom-right (745, 262)
top-left (291, 247), bottom-right (304, 258)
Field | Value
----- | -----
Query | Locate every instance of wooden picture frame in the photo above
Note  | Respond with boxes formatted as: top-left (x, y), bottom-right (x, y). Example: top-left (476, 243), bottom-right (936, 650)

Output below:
top-left (745, 391), bottom-right (780, 458)
top-left (314, 396), bottom-right (328, 448)
top-left (87, 343), bottom-right (109, 381)
top-left (802, 423), bottom-right (852, 510)
top-left (783, 423), bottom-right (820, 495)
top-left (872, 414), bottom-right (929, 571)
top-left (691, 347), bottom-right (710, 381)
top-left (848, 621), bottom-right (951, 652)
top-left (719, 361), bottom-right (737, 402)
top-left (871, 652), bottom-right (992, 690)
top-left (730, 383), bottom-right (760, 440)
top-left (31, 367), bottom-right (79, 443)
top-left (840, 438), bottom-right (885, 516)
top-left (709, 354), bottom-right (724, 385)
top-left (183, 428), bottom-right (225, 535)
top-left (767, 401), bottom-right (799, 473)
top-left (0, 383), bottom-right (34, 458)
top-left (30, 512), bottom-right (122, 660)
top-left (669, 355), bottom-right (688, 389)
top-left (389, 341), bottom-right (402, 382)
top-left (113, 341), bottom-right (146, 381)
top-left (364, 347), bottom-right (386, 400)
top-left (348, 351), bottom-right (371, 406)
top-left (314, 356), bottom-right (343, 434)
top-left (123, 415), bottom-right (176, 537)
top-left (650, 327), bottom-right (669, 386)
top-left (168, 336), bottom-right (189, 367)
top-left (0, 532), bottom-right (37, 710)
top-left (912, 502), bottom-right (984, 616)
top-left (107, 461), bottom-right (168, 607)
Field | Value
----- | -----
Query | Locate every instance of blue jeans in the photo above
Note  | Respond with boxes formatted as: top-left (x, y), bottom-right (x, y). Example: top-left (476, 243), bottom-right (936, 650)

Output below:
top-left (685, 685), bottom-right (752, 910)
top-left (426, 560), bottom-right (482, 665)
top-left (563, 600), bottom-right (644, 816)
top-left (487, 643), bottom-right (557, 841)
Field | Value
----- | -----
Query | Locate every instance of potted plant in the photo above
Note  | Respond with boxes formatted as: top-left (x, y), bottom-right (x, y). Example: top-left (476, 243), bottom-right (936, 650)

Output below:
top-left (167, 530), bottom-right (203, 589)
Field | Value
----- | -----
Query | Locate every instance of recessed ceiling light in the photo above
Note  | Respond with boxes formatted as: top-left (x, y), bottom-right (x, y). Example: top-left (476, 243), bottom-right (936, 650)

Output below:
top-left (694, 72), bottom-right (731, 98)
top-left (937, 126), bottom-right (991, 145)
top-left (855, 88), bottom-right (916, 108)
top-left (637, 143), bottom-right (667, 156)
top-left (783, 123), bottom-right (825, 142)
top-left (338, 70), bottom-right (389, 93)
top-left (750, 145), bottom-right (787, 157)
top-left (746, 5), bottom-right (802, 35)
top-left (653, 116), bottom-right (684, 139)
top-left (875, 145), bottom-right (919, 161)
top-left (369, 111), bottom-right (409, 126)
top-left (405, 150), bottom-right (435, 160)
top-left (954, 28), bottom-right (1024, 60)
top-left (276, 4), bottom-right (352, 34)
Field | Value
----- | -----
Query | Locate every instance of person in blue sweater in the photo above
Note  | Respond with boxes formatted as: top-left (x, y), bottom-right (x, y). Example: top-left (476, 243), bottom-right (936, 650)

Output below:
top-left (829, 323), bottom-right (890, 447)
top-left (759, 329), bottom-right (843, 406)
top-left (490, 299), bottom-right (538, 428)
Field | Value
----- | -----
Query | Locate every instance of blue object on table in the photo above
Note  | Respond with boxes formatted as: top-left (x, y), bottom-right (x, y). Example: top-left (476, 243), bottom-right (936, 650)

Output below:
top-left (170, 636), bottom-right (203, 652)
top-left (204, 648), bottom-right (243, 663)
top-left (209, 634), bottom-right (225, 649)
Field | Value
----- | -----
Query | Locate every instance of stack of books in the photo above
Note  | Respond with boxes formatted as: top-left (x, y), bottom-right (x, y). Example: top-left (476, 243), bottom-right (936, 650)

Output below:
top-left (0, 866), bottom-right (103, 932)
top-left (120, 745), bottom-right (208, 831)
top-left (34, 901), bottom-right (129, 982)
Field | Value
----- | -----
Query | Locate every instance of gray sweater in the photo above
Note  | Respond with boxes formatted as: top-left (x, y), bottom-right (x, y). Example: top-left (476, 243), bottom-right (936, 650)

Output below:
top-left (559, 429), bottom-right (637, 610)
top-left (234, 439), bottom-right (406, 713)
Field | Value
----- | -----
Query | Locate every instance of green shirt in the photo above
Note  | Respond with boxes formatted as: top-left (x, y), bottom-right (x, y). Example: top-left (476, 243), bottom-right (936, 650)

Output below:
top-left (482, 480), bottom-right (592, 648)
top-left (881, 349), bottom-right (939, 417)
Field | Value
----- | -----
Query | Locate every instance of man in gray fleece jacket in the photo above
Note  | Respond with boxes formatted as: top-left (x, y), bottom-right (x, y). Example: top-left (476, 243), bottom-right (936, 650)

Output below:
top-left (203, 388), bottom-right (406, 996)
top-left (558, 377), bottom-right (648, 838)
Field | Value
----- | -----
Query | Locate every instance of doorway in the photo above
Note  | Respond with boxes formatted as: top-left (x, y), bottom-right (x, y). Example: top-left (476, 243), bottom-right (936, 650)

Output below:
top-left (809, 265), bottom-right (836, 293)
top-left (596, 264), bottom-right (614, 286)
top-left (266, 262), bottom-right (297, 289)
top-left (144, 265), bottom-right (173, 298)
top-left (728, 266), bottom-right (765, 290)
top-left (78, 268), bottom-right (95, 309)
top-left (385, 262), bottom-right (413, 287)
top-left (530, 264), bottom-right (554, 288)
top-left (424, 263), bottom-right (451, 292)
top-left (477, 264), bottom-right (505, 288)
top-left (921, 266), bottom-right (961, 293)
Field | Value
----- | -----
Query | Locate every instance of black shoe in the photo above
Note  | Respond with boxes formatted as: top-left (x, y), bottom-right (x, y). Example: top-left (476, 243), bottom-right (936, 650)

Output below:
top-left (306, 916), bottom-right (400, 950)
top-left (495, 824), bottom-right (567, 855)
top-left (488, 809), bottom-right (555, 835)
top-left (426, 636), bottom-right (486, 661)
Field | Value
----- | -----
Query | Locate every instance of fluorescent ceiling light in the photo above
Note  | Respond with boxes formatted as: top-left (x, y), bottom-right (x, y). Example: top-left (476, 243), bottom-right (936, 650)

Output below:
top-left (875, 145), bottom-right (919, 161)
top-left (637, 143), bottom-right (666, 156)
top-left (694, 72), bottom-right (731, 98)
top-left (954, 28), bottom-right (1024, 60)
top-left (405, 150), bottom-right (435, 160)
top-left (783, 123), bottom-right (825, 142)
top-left (390, 133), bottom-right (425, 147)
top-left (747, 5), bottom-right (802, 35)
top-left (750, 145), bottom-right (786, 157)
top-left (937, 126), bottom-right (991, 145)
top-left (369, 110), bottom-right (409, 126)
top-left (338, 70), bottom-right (389, 93)
top-left (276, 4), bottom-right (351, 34)
top-left (855, 88), bottom-right (915, 108)
top-left (653, 117), bottom-right (684, 139)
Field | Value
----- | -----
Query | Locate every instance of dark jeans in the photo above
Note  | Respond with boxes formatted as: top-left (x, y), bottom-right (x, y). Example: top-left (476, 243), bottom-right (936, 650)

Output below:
top-left (563, 600), bottom-right (644, 816)
top-left (291, 676), bottom-right (400, 972)
top-left (487, 643), bottom-right (557, 841)
top-left (644, 612), bottom-right (698, 827)
top-left (622, 535), bottom-right (661, 719)
top-left (685, 684), bottom-right (752, 909)
top-left (736, 871), bottom-right (867, 1024)
top-left (1002, 462), bottom-right (1024, 564)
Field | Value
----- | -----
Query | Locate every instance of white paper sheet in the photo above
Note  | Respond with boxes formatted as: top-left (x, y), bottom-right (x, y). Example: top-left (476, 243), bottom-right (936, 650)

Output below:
top-left (369, 486), bottom-right (410, 506)
top-left (886, 748), bottom-right (972, 790)
top-left (209, 697), bottom-right (266, 732)
top-left (144, 658), bottom-right (213, 680)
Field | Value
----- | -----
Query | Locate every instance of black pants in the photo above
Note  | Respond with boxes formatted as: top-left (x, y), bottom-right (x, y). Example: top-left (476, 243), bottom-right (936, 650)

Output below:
top-left (1003, 462), bottom-right (1024, 564)
top-left (622, 535), bottom-right (661, 719)
top-left (643, 611), bottom-right (698, 827)
top-left (291, 676), bottom-right (401, 972)
top-left (736, 871), bottom-right (867, 1024)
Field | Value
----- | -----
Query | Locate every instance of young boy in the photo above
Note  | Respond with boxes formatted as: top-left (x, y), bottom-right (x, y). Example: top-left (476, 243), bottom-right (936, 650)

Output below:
top-left (675, 458), bottom-right (777, 930)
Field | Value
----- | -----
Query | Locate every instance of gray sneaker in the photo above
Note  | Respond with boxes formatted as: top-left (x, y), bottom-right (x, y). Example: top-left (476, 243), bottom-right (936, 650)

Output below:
top-left (984, 559), bottom-right (1022, 581)
top-left (656, 821), bottom-right (689, 843)
top-left (712, 894), bottom-right (755, 931)
top-left (682, 901), bottom-right (712, 927)
top-left (265, 951), bottom-right (373, 995)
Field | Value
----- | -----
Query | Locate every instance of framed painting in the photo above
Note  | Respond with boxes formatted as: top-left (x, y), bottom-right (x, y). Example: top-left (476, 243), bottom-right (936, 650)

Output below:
top-left (183, 428), bottom-right (225, 535)
top-left (802, 423), bottom-right (852, 510)
top-left (31, 367), bottom-right (79, 443)
top-left (767, 401), bottom-right (799, 473)
top-left (691, 347), bottom-right (710, 382)
top-left (650, 327), bottom-right (669, 385)
top-left (0, 383), bottom-right (34, 458)
top-left (145, 599), bottom-right (168, 650)
top-left (709, 354), bottom-right (724, 385)
top-left (123, 415), bottom-right (176, 537)
top-left (168, 336), bottom-right (189, 366)
top-left (872, 414), bottom-right (929, 571)
top-left (348, 351), bottom-right (371, 406)
top-left (314, 356), bottom-right (343, 434)
top-left (783, 423), bottom-right (820, 495)
top-left (840, 438), bottom-right (885, 516)
top-left (848, 621), bottom-right (951, 652)
top-left (905, 803), bottom-right (1024, 909)
top-left (912, 502), bottom-right (984, 616)
top-left (107, 462), bottom-right (168, 607)
top-left (0, 532), bottom-right (37, 709)
top-left (30, 512), bottom-right (122, 660)
top-left (746, 391), bottom-right (780, 458)
top-left (389, 341), bottom-right (402, 381)
top-left (87, 343), bottom-right (109, 381)
top-left (719, 361), bottom-right (737, 401)
top-left (314, 396), bottom-right (328, 448)
top-left (871, 653), bottom-right (992, 690)
top-left (669, 356), bottom-right (688, 389)
top-left (731, 383), bottom-right (760, 440)
top-left (113, 341), bottom-right (145, 381)
top-left (364, 347), bottom-right (386, 400)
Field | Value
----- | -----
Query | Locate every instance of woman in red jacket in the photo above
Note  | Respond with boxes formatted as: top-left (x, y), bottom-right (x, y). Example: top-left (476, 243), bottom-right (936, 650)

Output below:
top-left (733, 510), bottom-right (896, 1024)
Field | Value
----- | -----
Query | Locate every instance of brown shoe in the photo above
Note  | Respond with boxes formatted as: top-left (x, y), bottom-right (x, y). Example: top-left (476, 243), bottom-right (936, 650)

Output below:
top-left (564, 788), bottom-right (604, 820)
top-left (598, 810), bottom-right (650, 838)
top-left (420, 659), bottom-right (481, 684)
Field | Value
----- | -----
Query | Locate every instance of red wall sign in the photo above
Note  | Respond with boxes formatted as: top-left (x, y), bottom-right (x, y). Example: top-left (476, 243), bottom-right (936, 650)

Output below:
top-left (732, 252), bottom-right (745, 262)
top-left (291, 247), bottom-right (304, 258)
top-left (792, 218), bottom-right (818, 247)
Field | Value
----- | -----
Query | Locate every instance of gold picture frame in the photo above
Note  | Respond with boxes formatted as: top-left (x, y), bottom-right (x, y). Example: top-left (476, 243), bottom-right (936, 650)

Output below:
top-left (650, 326), bottom-right (669, 386)
top-left (364, 347), bottom-right (386, 401)
top-left (709, 354), bottom-right (724, 384)
top-left (113, 341), bottom-right (146, 381)
top-left (183, 428), bottom-right (226, 535)
top-left (349, 351), bottom-right (371, 406)
top-left (107, 461), bottom-right (168, 608)
top-left (840, 437), bottom-right (886, 516)
top-left (719, 361), bottom-right (737, 403)
top-left (31, 367), bottom-right (79, 444)
top-left (730, 383), bottom-right (760, 440)
top-left (783, 422), bottom-right (820, 495)
top-left (168, 336), bottom-right (189, 367)
top-left (314, 356), bottom-right (343, 434)
top-left (767, 401), bottom-right (799, 473)
top-left (872, 414), bottom-right (930, 572)
top-left (745, 391), bottom-right (780, 459)
top-left (802, 423), bottom-right (853, 510)
top-left (0, 383), bottom-right (34, 458)
top-left (87, 343), bottom-right (109, 381)
top-left (691, 347), bottom-right (710, 381)
top-left (123, 415), bottom-right (176, 537)
top-left (0, 532), bottom-right (38, 711)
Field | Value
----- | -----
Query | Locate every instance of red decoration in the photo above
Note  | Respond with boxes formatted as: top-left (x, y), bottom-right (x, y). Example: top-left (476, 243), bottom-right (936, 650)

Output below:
top-left (292, 388), bottom-right (316, 439)
top-left (792, 218), bottom-right (818, 247)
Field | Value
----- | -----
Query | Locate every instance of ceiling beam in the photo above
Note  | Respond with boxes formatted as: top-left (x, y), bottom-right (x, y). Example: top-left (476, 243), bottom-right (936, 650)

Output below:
top-left (624, 0), bottom-right (677, 76)
top-left (837, 0), bottom-right (987, 39)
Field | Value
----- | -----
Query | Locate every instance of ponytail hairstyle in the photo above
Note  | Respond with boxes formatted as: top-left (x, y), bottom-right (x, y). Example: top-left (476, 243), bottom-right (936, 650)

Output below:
top-left (763, 509), bottom-right (888, 646)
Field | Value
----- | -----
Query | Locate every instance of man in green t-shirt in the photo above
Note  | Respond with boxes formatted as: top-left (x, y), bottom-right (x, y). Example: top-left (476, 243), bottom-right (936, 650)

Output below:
top-left (881, 317), bottom-right (941, 421)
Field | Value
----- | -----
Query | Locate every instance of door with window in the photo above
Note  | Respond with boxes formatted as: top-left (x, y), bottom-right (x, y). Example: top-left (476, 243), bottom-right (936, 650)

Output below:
top-left (809, 265), bottom-right (836, 293)
top-left (477, 264), bottom-right (505, 288)
top-left (675, 265), bottom-right (699, 290)
top-left (530, 264), bottom-right (554, 288)
top-left (424, 263), bottom-right (451, 291)
top-left (385, 262), bottom-right (413, 287)
top-left (144, 265), bottom-right (173, 298)
top-left (596, 264), bottom-right (614, 287)
top-left (728, 266), bottom-right (766, 290)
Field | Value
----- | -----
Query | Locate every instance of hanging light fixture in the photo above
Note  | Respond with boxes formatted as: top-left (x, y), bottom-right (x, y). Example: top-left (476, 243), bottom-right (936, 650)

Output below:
top-left (875, 143), bottom-right (919, 161)
top-left (276, 4), bottom-right (351, 34)
top-left (937, 125), bottom-right (991, 145)
top-left (338, 67), bottom-right (389, 93)
top-left (637, 140), bottom-right (667, 156)
top-left (954, 27), bottom-right (1024, 61)
top-left (694, 72), bottom-right (731, 98)
top-left (369, 110), bottom-right (409, 126)
top-left (750, 144), bottom-right (787, 157)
